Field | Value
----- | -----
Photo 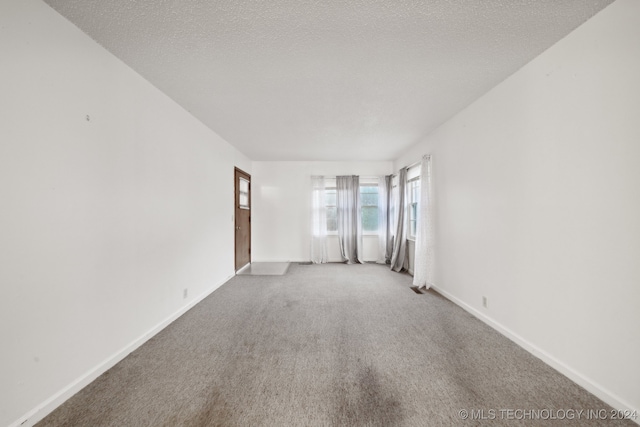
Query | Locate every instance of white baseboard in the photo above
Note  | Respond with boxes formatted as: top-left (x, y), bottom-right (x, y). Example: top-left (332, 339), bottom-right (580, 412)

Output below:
top-left (430, 285), bottom-right (639, 426)
top-left (11, 274), bottom-right (234, 427)
top-left (251, 259), bottom-right (381, 264)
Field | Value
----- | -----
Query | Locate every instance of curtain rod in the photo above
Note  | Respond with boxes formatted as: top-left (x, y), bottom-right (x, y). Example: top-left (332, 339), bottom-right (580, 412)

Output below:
top-left (390, 154), bottom-right (431, 177)
top-left (403, 154), bottom-right (431, 170)
top-left (404, 160), bottom-right (421, 170)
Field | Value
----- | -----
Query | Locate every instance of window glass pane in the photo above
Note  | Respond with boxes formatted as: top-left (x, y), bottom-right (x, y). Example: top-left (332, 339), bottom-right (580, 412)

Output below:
top-left (361, 188), bottom-right (378, 206)
top-left (326, 207), bottom-right (337, 232)
top-left (360, 186), bottom-right (377, 193)
top-left (361, 193), bottom-right (376, 206)
top-left (239, 177), bottom-right (249, 209)
top-left (325, 189), bottom-right (336, 206)
top-left (362, 206), bottom-right (378, 231)
top-left (239, 178), bottom-right (249, 193)
top-left (360, 185), bottom-right (378, 231)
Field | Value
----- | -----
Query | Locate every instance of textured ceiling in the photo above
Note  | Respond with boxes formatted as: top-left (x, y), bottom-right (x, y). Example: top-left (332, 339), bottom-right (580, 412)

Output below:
top-left (43, 0), bottom-right (614, 161)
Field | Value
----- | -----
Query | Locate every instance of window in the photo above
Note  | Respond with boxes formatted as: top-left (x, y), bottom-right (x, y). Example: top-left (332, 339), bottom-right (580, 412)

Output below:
top-left (321, 178), bottom-right (379, 234)
top-left (408, 177), bottom-right (420, 239)
top-left (325, 184), bottom-right (337, 232)
top-left (360, 184), bottom-right (378, 233)
top-left (239, 177), bottom-right (250, 209)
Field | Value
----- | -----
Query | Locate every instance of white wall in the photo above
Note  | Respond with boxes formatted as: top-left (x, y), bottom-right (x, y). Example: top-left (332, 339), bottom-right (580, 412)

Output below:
top-left (396, 0), bottom-right (640, 415)
top-left (251, 161), bottom-right (392, 262)
top-left (0, 1), bottom-right (249, 425)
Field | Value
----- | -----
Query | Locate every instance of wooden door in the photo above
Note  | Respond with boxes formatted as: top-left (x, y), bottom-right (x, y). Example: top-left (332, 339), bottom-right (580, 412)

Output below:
top-left (234, 168), bottom-right (251, 271)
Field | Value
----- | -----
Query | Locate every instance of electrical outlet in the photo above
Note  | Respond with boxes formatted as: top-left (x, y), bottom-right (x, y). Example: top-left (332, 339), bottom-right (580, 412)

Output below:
top-left (482, 296), bottom-right (488, 308)
top-left (183, 288), bottom-right (188, 299)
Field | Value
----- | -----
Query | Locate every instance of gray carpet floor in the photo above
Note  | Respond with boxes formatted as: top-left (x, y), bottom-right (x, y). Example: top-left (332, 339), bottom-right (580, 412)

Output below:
top-left (38, 263), bottom-right (632, 426)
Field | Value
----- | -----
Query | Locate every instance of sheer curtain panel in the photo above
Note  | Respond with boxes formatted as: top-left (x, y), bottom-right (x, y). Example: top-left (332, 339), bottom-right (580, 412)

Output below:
top-left (377, 175), bottom-right (393, 264)
top-left (413, 156), bottom-right (434, 289)
top-left (336, 175), bottom-right (363, 264)
top-left (311, 176), bottom-right (328, 264)
top-left (390, 168), bottom-right (408, 272)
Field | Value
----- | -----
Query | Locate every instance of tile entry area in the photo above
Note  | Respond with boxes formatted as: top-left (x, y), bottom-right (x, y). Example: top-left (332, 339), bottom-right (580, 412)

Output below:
top-left (236, 262), bottom-right (290, 276)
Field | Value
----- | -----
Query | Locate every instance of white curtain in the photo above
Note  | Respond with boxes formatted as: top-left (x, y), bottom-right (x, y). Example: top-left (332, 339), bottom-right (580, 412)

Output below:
top-left (336, 175), bottom-right (363, 264)
top-left (311, 176), bottom-right (328, 264)
top-left (413, 156), bottom-right (434, 289)
top-left (377, 175), bottom-right (392, 264)
top-left (390, 168), bottom-right (408, 272)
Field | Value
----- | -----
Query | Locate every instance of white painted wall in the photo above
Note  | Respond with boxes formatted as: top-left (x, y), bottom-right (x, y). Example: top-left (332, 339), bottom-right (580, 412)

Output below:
top-left (251, 162), bottom-right (392, 262)
top-left (396, 0), bottom-right (640, 415)
top-left (0, 1), bottom-right (249, 425)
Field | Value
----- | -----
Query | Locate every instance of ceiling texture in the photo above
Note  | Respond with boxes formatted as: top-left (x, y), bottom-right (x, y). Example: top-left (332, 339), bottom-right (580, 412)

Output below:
top-left (43, 0), bottom-right (613, 161)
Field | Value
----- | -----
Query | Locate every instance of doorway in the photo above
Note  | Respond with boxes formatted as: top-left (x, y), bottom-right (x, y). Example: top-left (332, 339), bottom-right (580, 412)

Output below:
top-left (234, 168), bottom-right (251, 272)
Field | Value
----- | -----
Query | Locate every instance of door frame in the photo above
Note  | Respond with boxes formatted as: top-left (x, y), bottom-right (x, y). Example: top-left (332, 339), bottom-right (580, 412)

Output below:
top-left (234, 167), bottom-right (251, 272)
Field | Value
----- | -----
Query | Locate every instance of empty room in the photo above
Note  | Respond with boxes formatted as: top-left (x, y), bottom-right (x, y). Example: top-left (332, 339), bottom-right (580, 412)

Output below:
top-left (1, 0), bottom-right (639, 425)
